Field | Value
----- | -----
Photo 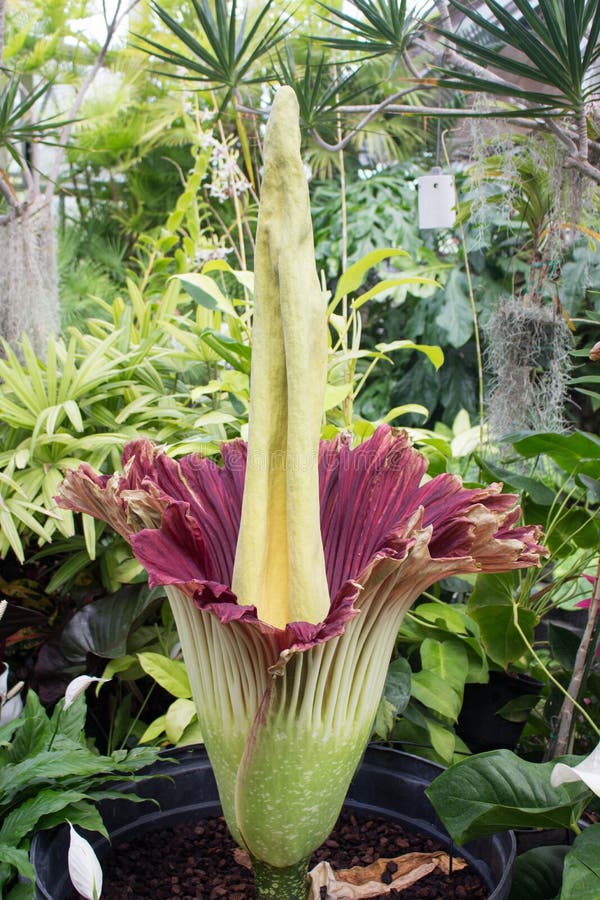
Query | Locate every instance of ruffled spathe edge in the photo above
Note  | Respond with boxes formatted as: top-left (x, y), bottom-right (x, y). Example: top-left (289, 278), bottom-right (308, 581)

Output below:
top-left (57, 425), bottom-right (547, 666)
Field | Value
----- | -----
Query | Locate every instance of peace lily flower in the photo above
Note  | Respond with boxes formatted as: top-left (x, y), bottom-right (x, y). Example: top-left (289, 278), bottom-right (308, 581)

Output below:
top-left (67, 823), bottom-right (103, 900)
top-left (57, 87), bottom-right (545, 900)
top-left (551, 740), bottom-right (600, 796)
top-left (64, 675), bottom-right (110, 710)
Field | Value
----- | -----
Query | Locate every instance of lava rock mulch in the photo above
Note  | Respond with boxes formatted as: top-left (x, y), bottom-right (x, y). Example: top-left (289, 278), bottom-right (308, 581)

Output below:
top-left (92, 810), bottom-right (489, 900)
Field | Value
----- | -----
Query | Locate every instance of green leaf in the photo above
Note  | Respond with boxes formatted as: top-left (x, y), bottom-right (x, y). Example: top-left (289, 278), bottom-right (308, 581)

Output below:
top-left (509, 431), bottom-right (600, 473)
top-left (0, 845), bottom-right (35, 883)
top-left (411, 603), bottom-right (469, 634)
top-left (424, 717), bottom-right (456, 764)
top-left (175, 274), bottom-right (236, 316)
top-left (0, 788), bottom-right (88, 845)
top-left (496, 693), bottom-right (541, 723)
top-left (37, 800), bottom-right (107, 837)
top-left (560, 825), bottom-right (600, 898)
top-left (6, 879), bottom-right (36, 899)
top-left (474, 456), bottom-right (556, 506)
top-left (383, 656), bottom-right (411, 716)
top-left (60, 588), bottom-right (158, 663)
top-left (165, 698), bottom-right (197, 744)
top-left (374, 340), bottom-right (444, 370)
top-left (426, 749), bottom-right (590, 845)
top-left (420, 638), bottom-right (469, 694)
top-left (468, 573), bottom-right (538, 668)
top-left (352, 275), bottom-right (438, 309)
top-left (8, 691), bottom-right (52, 763)
top-left (411, 670), bottom-right (462, 720)
top-left (435, 269), bottom-right (473, 348)
top-left (324, 382), bottom-right (352, 411)
top-left (139, 714), bottom-right (167, 744)
top-left (332, 248), bottom-right (409, 304)
top-left (510, 845), bottom-right (569, 900)
top-left (381, 404), bottom-right (429, 422)
top-left (137, 652), bottom-right (191, 698)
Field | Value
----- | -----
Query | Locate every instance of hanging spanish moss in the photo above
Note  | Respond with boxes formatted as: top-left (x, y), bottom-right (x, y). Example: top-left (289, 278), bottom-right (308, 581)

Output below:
top-left (0, 202), bottom-right (59, 358)
top-left (484, 296), bottom-right (573, 437)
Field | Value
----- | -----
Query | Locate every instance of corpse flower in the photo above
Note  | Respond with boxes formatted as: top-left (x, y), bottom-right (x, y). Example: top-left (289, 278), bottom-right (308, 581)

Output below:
top-left (58, 87), bottom-right (545, 900)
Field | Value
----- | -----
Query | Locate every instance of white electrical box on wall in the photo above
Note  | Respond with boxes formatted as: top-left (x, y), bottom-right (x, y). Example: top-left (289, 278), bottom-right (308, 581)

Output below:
top-left (417, 168), bottom-right (456, 229)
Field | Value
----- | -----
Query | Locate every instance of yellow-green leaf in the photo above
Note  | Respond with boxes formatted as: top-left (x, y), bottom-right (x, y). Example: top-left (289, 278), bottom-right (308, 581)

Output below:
top-left (137, 653), bottom-right (191, 698)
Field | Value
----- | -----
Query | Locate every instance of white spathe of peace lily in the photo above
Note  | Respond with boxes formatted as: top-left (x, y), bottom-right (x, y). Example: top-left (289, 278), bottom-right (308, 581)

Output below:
top-left (0, 663), bottom-right (23, 724)
top-left (68, 823), bottom-right (103, 900)
top-left (64, 675), bottom-right (109, 710)
top-left (551, 740), bottom-right (600, 797)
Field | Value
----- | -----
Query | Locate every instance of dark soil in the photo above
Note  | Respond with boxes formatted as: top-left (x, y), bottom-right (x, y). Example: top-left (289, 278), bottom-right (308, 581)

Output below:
top-left (96, 809), bottom-right (489, 900)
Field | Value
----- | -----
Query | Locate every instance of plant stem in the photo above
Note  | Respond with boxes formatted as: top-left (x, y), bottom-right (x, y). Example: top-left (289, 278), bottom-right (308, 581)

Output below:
top-left (251, 856), bottom-right (310, 900)
top-left (552, 559), bottom-right (600, 757)
top-left (511, 599), bottom-right (600, 741)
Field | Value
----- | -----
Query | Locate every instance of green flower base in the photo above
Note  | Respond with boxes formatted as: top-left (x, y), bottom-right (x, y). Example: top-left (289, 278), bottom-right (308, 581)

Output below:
top-left (251, 855), bottom-right (310, 900)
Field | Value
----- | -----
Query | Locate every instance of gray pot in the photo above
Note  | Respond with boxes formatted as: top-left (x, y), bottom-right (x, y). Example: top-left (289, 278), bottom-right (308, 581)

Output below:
top-left (32, 744), bottom-right (515, 899)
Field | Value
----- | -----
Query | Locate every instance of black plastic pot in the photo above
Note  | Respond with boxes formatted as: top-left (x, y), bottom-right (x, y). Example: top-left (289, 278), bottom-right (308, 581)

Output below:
top-left (32, 744), bottom-right (515, 899)
top-left (456, 670), bottom-right (543, 754)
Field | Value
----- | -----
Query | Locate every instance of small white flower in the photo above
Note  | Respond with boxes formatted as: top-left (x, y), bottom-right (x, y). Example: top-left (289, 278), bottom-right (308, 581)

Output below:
top-left (64, 675), bottom-right (109, 710)
top-left (68, 824), bottom-right (103, 900)
top-left (551, 740), bottom-right (600, 796)
top-left (0, 663), bottom-right (23, 724)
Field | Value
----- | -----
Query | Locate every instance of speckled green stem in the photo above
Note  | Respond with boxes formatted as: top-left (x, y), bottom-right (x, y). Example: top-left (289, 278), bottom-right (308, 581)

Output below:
top-left (251, 855), bottom-right (310, 900)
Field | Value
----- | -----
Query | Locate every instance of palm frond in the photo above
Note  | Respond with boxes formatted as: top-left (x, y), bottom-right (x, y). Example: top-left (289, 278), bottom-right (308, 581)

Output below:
top-left (439, 0), bottom-right (600, 114)
top-left (273, 45), bottom-right (365, 131)
top-left (0, 73), bottom-right (71, 167)
top-left (315, 0), bottom-right (432, 59)
top-left (135, 0), bottom-right (289, 109)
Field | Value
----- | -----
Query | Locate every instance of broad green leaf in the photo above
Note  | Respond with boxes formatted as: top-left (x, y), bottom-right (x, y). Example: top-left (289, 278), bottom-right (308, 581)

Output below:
top-left (420, 638), bottom-right (469, 693)
top-left (496, 693), bottom-right (541, 723)
top-left (139, 715), bottom-right (167, 744)
top-left (467, 573), bottom-right (539, 666)
top-left (0, 845), bottom-right (35, 882)
top-left (383, 656), bottom-right (411, 716)
top-left (178, 719), bottom-right (204, 747)
top-left (137, 652), bottom-right (191, 698)
top-left (176, 274), bottom-right (237, 316)
top-left (8, 692), bottom-right (51, 763)
top-left (469, 603), bottom-right (538, 668)
top-left (0, 788), bottom-right (88, 845)
top-left (101, 655), bottom-right (138, 682)
top-left (351, 275), bottom-right (438, 308)
top-left (410, 670), bottom-right (462, 720)
top-left (510, 431), bottom-right (600, 473)
top-left (332, 248), bottom-right (409, 304)
top-left (202, 259), bottom-right (254, 294)
top-left (375, 340), bottom-right (444, 370)
top-left (60, 588), bottom-right (158, 663)
top-left (381, 404), bottom-right (429, 422)
top-left (426, 750), bottom-right (590, 845)
top-left (324, 382), bottom-right (352, 411)
top-left (372, 698), bottom-right (397, 740)
top-left (424, 717), bottom-right (456, 764)
top-left (510, 845), bottom-right (569, 900)
top-left (165, 698), bottom-right (197, 744)
top-left (193, 410), bottom-right (239, 426)
top-left (560, 825), bottom-right (600, 898)
top-left (435, 269), bottom-right (473, 348)
top-left (6, 879), bottom-right (35, 899)
top-left (474, 456), bottom-right (555, 506)
top-left (411, 603), bottom-right (469, 634)
top-left (37, 800), bottom-right (106, 837)
top-left (199, 330), bottom-right (251, 373)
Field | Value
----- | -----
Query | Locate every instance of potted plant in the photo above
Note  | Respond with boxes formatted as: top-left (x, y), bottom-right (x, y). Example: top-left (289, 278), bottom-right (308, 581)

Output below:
top-left (56, 87), bottom-right (546, 899)
top-left (427, 740), bottom-right (600, 897)
top-left (32, 743), bottom-right (516, 899)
